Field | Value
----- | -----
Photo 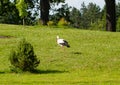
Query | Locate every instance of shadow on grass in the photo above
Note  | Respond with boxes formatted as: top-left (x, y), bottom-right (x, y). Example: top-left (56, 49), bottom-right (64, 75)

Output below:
top-left (72, 52), bottom-right (82, 55)
top-left (31, 69), bottom-right (68, 74)
top-left (0, 70), bottom-right (68, 74)
top-left (0, 71), bottom-right (5, 74)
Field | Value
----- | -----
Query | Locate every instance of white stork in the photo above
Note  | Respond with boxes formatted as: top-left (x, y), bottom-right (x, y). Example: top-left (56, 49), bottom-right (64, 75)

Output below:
top-left (56, 36), bottom-right (70, 48)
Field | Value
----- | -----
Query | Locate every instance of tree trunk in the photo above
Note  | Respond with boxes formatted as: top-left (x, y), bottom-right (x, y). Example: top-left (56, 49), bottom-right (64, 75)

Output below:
top-left (23, 18), bottom-right (25, 26)
top-left (105, 0), bottom-right (116, 32)
top-left (40, 0), bottom-right (50, 25)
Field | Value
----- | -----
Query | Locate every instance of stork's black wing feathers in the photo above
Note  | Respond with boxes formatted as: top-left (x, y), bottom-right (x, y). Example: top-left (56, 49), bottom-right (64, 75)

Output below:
top-left (63, 40), bottom-right (70, 48)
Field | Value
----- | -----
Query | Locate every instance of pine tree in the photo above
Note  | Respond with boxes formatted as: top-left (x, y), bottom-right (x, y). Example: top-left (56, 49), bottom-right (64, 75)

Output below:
top-left (9, 39), bottom-right (40, 73)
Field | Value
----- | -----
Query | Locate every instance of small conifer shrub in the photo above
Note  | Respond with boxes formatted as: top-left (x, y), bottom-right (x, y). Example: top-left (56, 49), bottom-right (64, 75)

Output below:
top-left (9, 39), bottom-right (40, 73)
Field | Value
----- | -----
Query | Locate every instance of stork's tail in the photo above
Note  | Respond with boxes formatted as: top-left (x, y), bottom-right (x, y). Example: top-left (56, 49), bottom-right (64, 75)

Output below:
top-left (67, 44), bottom-right (70, 48)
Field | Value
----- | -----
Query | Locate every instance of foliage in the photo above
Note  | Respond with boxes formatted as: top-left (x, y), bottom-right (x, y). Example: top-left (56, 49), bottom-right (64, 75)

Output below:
top-left (50, 2), bottom-right (102, 29)
top-left (56, 4), bottom-right (71, 21)
top-left (49, 4), bottom-right (71, 24)
top-left (16, 0), bottom-right (28, 18)
top-left (0, 0), bottom-right (21, 24)
top-left (9, 39), bottom-right (40, 73)
top-left (57, 17), bottom-right (69, 26)
top-left (87, 3), bottom-right (101, 23)
top-left (116, 17), bottom-right (120, 31)
top-left (80, 2), bottom-right (102, 29)
top-left (69, 7), bottom-right (81, 28)
top-left (116, 2), bottom-right (120, 20)
top-left (39, 0), bottom-right (65, 25)
top-left (47, 21), bottom-right (55, 26)
top-left (16, 0), bottom-right (28, 25)
top-left (90, 19), bottom-right (106, 30)
top-left (15, 0), bottom-right (39, 25)
top-left (89, 6), bottom-right (106, 30)
top-left (49, 0), bottom-right (65, 3)
top-left (0, 0), bottom-right (38, 25)
top-left (0, 0), bottom-right (120, 30)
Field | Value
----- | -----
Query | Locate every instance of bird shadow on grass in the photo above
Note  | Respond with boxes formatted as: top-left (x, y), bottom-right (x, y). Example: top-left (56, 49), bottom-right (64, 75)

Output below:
top-left (31, 69), bottom-right (68, 74)
top-left (72, 52), bottom-right (82, 55)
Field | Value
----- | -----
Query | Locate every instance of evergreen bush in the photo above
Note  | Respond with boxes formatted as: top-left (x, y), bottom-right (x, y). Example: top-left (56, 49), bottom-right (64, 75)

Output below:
top-left (57, 18), bottom-right (69, 27)
top-left (9, 39), bottom-right (40, 73)
top-left (47, 21), bottom-right (55, 26)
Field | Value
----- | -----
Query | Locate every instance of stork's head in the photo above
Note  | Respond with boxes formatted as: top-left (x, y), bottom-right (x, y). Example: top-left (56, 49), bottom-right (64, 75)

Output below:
top-left (56, 35), bottom-right (59, 39)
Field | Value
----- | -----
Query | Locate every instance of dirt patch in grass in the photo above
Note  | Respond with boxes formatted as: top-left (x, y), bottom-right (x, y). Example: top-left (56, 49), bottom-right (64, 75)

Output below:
top-left (0, 35), bottom-right (14, 39)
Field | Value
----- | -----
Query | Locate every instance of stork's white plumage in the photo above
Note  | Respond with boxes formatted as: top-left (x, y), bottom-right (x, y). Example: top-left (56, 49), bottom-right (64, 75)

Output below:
top-left (56, 36), bottom-right (70, 48)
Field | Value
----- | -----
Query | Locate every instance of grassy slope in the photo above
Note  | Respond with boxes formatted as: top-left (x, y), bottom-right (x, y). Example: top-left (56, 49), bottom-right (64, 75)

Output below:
top-left (0, 24), bottom-right (120, 84)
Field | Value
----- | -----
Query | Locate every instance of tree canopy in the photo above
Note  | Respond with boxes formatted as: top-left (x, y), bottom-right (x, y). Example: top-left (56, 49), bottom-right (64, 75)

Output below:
top-left (0, 0), bottom-right (119, 31)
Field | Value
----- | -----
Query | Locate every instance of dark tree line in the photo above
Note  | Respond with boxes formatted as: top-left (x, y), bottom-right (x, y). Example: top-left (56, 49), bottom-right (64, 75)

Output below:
top-left (40, 0), bottom-right (117, 32)
top-left (0, 0), bottom-right (119, 32)
top-left (0, 0), bottom-right (38, 25)
top-left (0, 0), bottom-right (20, 24)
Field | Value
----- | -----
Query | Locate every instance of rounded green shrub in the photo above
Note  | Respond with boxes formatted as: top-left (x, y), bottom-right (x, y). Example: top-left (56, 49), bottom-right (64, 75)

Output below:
top-left (57, 18), bottom-right (69, 26)
top-left (9, 39), bottom-right (40, 73)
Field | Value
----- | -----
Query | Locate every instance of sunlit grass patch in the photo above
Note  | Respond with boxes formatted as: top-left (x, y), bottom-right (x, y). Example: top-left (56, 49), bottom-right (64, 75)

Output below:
top-left (0, 24), bottom-right (120, 84)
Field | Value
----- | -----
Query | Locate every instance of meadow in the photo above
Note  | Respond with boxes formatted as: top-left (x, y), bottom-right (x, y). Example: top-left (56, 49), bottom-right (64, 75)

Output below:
top-left (0, 24), bottom-right (120, 85)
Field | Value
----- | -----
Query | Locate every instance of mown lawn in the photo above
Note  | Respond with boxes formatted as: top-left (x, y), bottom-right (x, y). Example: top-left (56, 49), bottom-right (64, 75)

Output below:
top-left (0, 24), bottom-right (120, 85)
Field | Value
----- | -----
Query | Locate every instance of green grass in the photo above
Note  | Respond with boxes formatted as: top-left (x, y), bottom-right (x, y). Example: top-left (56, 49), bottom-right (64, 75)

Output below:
top-left (0, 24), bottom-right (120, 85)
